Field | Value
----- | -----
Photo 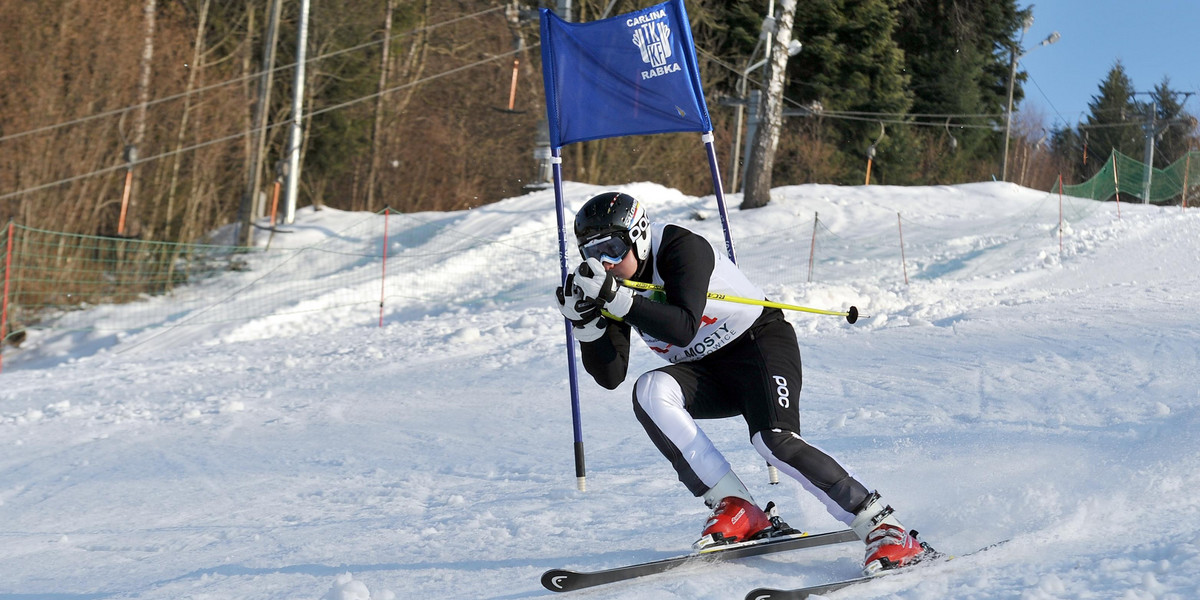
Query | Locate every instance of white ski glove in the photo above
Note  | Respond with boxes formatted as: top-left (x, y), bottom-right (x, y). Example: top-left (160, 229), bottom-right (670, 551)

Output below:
top-left (570, 314), bottom-right (608, 342)
top-left (556, 273), bottom-right (601, 322)
top-left (556, 276), bottom-right (608, 343)
top-left (571, 258), bottom-right (634, 319)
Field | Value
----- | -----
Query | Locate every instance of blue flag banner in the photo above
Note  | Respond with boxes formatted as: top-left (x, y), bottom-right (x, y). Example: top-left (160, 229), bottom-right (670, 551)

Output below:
top-left (539, 0), bottom-right (712, 148)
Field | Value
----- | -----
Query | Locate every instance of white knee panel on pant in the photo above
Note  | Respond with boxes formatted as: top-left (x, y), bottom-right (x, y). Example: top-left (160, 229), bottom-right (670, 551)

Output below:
top-left (634, 371), bottom-right (731, 489)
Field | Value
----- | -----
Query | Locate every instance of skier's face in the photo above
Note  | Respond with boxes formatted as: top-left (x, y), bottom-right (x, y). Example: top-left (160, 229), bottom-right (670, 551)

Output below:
top-left (604, 249), bottom-right (638, 279)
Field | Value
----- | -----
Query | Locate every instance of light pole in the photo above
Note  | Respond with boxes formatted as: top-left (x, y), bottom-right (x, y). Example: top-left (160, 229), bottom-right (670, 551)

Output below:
top-left (1002, 17), bottom-right (1059, 182)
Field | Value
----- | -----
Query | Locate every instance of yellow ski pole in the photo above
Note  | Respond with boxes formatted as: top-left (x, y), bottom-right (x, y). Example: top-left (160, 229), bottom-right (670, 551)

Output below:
top-left (619, 280), bottom-right (864, 324)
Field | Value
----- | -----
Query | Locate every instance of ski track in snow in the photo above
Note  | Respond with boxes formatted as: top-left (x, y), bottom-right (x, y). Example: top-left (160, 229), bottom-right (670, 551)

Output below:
top-left (2, 182), bottom-right (1199, 599)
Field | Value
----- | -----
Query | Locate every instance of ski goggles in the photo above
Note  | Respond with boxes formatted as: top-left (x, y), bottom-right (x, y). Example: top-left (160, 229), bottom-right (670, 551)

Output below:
top-left (579, 233), bottom-right (631, 264)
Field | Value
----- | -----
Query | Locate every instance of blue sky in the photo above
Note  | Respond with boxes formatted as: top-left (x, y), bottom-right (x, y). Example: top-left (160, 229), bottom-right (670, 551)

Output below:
top-left (1016, 1), bottom-right (1200, 130)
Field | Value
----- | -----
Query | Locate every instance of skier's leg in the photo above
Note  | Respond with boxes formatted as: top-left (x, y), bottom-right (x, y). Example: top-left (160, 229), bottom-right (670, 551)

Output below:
top-left (632, 367), bottom-right (773, 547)
top-left (751, 428), bottom-right (870, 524)
top-left (630, 368), bottom-right (736, 497)
top-left (736, 318), bottom-right (933, 571)
top-left (730, 318), bottom-right (872, 522)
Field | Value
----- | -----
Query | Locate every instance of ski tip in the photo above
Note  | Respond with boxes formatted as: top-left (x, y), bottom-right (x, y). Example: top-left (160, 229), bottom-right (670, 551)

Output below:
top-left (541, 569), bottom-right (577, 593)
top-left (744, 589), bottom-right (785, 600)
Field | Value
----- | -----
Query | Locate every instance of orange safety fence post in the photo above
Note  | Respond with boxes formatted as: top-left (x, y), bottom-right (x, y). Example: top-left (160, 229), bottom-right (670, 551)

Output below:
top-left (117, 168), bottom-right (134, 235)
top-left (1112, 154), bottom-right (1122, 220)
top-left (508, 59), bottom-right (520, 111)
top-left (1058, 174), bottom-right (1064, 255)
top-left (1183, 153), bottom-right (1191, 210)
top-left (807, 212), bottom-right (818, 283)
top-left (270, 180), bottom-right (282, 226)
top-left (379, 207), bottom-right (391, 327)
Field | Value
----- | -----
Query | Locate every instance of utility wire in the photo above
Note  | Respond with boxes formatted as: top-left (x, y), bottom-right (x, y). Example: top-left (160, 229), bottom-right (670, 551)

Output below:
top-left (3, 9), bottom-right (1097, 201)
top-left (0, 35), bottom-right (1009, 203)
top-left (1025, 73), bottom-right (1067, 126)
top-left (699, 47), bottom-right (1006, 128)
top-left (0, 45), bottom-right (528, 203)
top-left (0, 5), bottom-right (505, 145)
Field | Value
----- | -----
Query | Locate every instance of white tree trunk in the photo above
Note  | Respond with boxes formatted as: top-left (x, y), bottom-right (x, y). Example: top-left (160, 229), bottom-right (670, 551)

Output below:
top-left (133, 0), bottom-right (156, 154)
top-left (367, 0), bottom-right (395, 209)
top-left (740, 0), bottom-right (796, 210)
top-left (124, 0), bottom-right (157, 235)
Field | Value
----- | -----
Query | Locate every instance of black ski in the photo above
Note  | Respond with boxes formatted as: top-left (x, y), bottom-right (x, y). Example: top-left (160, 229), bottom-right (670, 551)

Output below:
top-left (745, 572), bottom-right (882, 600)
top-left (541, 529), bottom-right (859, 593)
top-left (744, 539), bottom-right (1009, 600)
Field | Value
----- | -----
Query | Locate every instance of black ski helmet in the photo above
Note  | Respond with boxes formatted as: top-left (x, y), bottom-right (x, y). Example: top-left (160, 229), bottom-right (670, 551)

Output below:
top-left (574, 192), bottom-right (651, 266)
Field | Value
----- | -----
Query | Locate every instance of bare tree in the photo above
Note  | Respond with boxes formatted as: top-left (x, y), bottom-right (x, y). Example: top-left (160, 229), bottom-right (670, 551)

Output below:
top-left (239, 0), bottom-right (283, 246)
top-left (366, 0), bottom-right (395, 209)
top-left (121, 0), bottom-right (157, 236)
top-left (162, 0), bottom-right (211, 241)
top-left (740, 0), bottom-right (796, 210)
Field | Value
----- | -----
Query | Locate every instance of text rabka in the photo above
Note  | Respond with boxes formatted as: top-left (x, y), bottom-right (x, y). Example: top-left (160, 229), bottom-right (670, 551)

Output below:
top-left (642, 63), bottom-right (681, 80)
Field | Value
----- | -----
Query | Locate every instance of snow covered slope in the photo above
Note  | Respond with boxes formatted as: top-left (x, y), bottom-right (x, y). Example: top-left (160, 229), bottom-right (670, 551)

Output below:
top-left (2, 182), bottom-right (1198, 599)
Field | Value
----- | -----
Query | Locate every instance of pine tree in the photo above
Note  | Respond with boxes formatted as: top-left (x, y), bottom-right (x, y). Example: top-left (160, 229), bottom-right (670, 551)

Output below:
top-left (1080, 61), bottom-right (1143, 168)
top-left (894, 0), bottom-right (1025, 179)
top-left (784, 0), bottom-right (912, 185)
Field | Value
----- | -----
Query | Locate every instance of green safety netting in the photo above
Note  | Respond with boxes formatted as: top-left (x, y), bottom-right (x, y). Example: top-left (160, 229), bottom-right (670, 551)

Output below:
top-left (1059, 150), bottom-right (1200, 205)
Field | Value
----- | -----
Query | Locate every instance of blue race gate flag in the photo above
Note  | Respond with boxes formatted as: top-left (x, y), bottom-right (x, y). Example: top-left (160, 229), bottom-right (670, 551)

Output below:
top-left (540, 0), bottom-right (712, 148)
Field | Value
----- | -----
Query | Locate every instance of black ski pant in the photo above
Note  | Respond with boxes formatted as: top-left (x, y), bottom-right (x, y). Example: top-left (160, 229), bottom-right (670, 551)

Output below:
top-left (631, 314), bottom-right (871, 523)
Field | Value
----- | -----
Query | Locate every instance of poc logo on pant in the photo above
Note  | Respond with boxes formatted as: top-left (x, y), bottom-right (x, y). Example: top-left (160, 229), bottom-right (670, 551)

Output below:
top-left (773, 375), bottom-right (791, 409)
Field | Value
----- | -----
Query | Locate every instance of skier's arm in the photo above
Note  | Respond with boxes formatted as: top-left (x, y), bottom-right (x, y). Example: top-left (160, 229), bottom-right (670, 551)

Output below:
top-left (623, 226), bottom-right (713, 346)
top-left (579, 318), bottom-right (631, 390)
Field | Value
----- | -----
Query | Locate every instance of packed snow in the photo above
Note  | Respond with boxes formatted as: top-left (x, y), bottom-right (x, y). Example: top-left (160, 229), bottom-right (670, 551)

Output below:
top-left (2, 181), bottom-right (1199, 599)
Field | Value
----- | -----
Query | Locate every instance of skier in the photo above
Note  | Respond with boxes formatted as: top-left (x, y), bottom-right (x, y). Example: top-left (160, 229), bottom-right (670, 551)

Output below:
top-left (555, 191), bottom-right (935, 575)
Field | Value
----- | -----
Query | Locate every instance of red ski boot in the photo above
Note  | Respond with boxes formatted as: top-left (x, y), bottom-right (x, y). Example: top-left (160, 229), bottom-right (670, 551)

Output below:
top-left (693, 496), bottom-right (773, 550)
top-left (863, 523), bottom-right (931, 574)
top-left (851, 493), bottom-right (937, 575)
